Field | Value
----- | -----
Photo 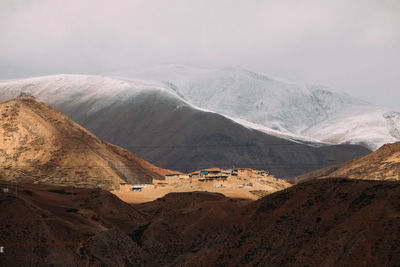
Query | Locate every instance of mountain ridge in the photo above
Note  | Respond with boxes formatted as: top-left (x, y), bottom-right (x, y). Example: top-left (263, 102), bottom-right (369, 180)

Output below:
top-left (290, 141), bottom-right (400, 183)
top-left (124, 64), bottom-right (400, 150)
top-left (0, 97), bottom-right (171, 189)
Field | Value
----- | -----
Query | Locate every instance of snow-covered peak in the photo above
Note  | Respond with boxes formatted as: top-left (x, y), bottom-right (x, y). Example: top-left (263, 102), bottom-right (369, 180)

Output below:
top-left (0, 74), bottom-right (177, 96)
top-left (121, 65), bottom-right (372, 132)
top-left (0, 74), bottom-right (181, 102)
top-left (0, 74), bottom-right (186, 112)
top-left (1, 69), bottom-right (398, 151)
top-left (0, 73), bottom-right (331, 146)
top-left (114, 64), bottom-right (399, 150)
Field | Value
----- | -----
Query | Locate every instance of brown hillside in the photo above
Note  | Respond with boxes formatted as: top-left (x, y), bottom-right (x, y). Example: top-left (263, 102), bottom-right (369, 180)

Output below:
top-left (2, 179), bottom-right (399, 266)
top-left (0, 98), bottom-right (170, 189)
top-left (291, 141), bottom-right (400, 184)
top-left (185, 179), bottom-right (400, 266)
top-left (0, 181), bottom-right (153, 266)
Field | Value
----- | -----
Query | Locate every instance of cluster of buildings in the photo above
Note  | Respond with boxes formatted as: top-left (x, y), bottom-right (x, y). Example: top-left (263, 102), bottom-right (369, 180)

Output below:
top-left (161, 168), bottom-right (271, 182)
top-left (119, 168), bottom-right (276, 192)
top-left (18, 90), bottom-right (35, 99)
top-left (119, 183), bottom-right (154, 192)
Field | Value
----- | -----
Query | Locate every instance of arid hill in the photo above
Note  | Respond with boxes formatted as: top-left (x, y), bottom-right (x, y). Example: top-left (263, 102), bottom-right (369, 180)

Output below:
top-left (0, 181), bottom-right (152, 266)
top-left (1, 179), bottom-right (399, 266)
top-left (290, 141), bottom-right (400, 184)
top-left (0, 97), bottom-right (170, 189)
top-left (183, 179), bottom-right (400, 266)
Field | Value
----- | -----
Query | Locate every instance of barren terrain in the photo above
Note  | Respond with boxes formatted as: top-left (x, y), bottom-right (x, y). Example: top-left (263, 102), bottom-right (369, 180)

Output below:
top-left (292, 141), bottom-right (400, 183)
top-left (1, 179), bottom-right (399, 266)
top-left (114, 174), bottom-right (290, 203)
top-left (0, 98), bottom-right (171, 189)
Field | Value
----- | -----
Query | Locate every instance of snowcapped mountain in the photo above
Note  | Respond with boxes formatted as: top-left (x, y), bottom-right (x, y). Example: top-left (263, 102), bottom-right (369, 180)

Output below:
top-left (0, 74), bottom-right (307, 143)
top-left (0, 74), bottom-right (332, 145)
top-left (0, 74), bottom-right (370, 177)
top-left (0, 74), bottom-right (183, 113)
top-left (120, 64), bottom-right (400, 150)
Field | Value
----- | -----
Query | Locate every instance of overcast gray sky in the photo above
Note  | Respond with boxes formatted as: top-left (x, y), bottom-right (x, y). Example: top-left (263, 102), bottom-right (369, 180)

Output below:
top-left (1, 0), bottom-right (399, 108)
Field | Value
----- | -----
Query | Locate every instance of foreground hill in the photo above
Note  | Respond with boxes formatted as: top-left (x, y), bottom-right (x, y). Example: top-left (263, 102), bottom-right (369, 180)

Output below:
top-left (184, 179), bottom-right (400, 266)
top-left (128, 64), bottom-right (400, 150)
top-left (0, 98), bottom-right (169, 189)
top-left (0, 75), bottom-right (370, 177)
top-left (291, 141), bottom-right (400, 184)
top-left (0, 182), bottom-right (151, 266)
top-left (1, 179), bottom-right (399, 266)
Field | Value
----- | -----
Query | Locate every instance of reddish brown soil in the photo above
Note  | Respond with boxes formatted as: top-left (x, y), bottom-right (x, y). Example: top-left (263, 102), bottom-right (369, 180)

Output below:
top-left (185, 179), bottom-right (400, 266)
top-left (1, 178), bottom-right (399, 266)
top-left (0, 181), bottom-right (152, 266)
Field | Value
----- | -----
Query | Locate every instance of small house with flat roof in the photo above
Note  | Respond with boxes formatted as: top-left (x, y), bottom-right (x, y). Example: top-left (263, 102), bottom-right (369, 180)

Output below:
top-left (119, 183), bottom-right (132, 192)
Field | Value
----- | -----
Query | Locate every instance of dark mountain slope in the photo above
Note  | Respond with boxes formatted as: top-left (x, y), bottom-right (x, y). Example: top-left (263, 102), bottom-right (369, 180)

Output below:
top-left (64, 90), bottom-right (370, 177)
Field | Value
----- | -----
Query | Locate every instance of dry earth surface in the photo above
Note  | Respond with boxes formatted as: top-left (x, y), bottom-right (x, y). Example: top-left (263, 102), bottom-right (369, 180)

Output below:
top-left (113, 175), bottom-right (291, 203)
top-left (0, 98), bottom-right (172, 189)
top-left (1, 178), bottom-right (399, 266)
top-left (291, 141), bottom-right (400, 184)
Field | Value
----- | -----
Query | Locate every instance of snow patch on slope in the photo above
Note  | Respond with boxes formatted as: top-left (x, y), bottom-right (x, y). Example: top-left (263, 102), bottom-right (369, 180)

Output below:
top-left (2, 70), bottom-right (399, 151)
top-left (0, 74), bottom-right (187, 114)
top-left (117, 64), bottom-right (400, 150)
top-left (125, 65), bottom-right (369, 131)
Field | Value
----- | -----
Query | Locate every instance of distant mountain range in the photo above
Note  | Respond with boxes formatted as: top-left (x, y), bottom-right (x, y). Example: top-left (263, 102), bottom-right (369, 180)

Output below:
top-left (122, 64), bottom-right (400, 150)
top-left (0, 74), bottom-right (370, 177)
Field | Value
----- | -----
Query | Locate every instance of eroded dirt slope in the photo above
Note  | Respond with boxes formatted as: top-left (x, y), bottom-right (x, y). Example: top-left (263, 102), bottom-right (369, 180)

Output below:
top-left (291, 141), bottom-right (400, 183)
top-left (1, 179), bottom-right (399, 266)
top-left (0, 98), bottom-right (170, 189)
top-left (185, 179), bottom-right (400, 266)
top-left (0, 181), bottom-right (152, 266)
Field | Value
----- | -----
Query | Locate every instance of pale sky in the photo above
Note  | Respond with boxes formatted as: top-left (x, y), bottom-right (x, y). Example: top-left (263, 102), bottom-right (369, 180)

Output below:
top-left (1, 0), bottom-right (399, 108)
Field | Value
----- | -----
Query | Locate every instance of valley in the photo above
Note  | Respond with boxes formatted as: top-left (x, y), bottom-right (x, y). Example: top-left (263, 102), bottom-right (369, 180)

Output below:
top-left (113, 167), bottom-right (291, 203)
